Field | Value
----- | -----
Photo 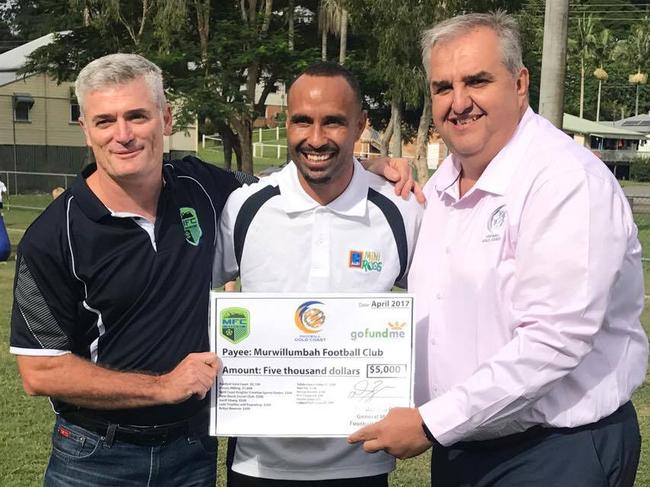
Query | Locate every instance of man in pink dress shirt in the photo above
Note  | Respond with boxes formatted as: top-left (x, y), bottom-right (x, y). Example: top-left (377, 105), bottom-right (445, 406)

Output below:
top-left (350, 11), bottom-right (648, 486)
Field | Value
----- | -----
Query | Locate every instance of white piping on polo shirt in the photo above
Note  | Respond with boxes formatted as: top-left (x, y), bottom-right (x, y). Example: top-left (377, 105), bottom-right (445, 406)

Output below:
top-left (66, 196), bottom-right (106, 363)
top-left (173, 171), bottom-right (219, 247)
top-left (9, 347), bottom-right (70, 356)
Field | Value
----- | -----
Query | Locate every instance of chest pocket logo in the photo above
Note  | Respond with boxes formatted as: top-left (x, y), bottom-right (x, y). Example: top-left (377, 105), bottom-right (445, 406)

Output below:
top-left (180, 207), bottom-right (203, 246)
top-left (483, 204), bottom-right (506, 243)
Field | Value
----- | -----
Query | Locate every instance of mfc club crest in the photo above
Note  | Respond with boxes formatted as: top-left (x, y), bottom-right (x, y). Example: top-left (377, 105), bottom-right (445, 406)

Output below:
top-left (221, 307), bottom-right (250, 344)
top-left (180, 207), bottom-right (203, 246)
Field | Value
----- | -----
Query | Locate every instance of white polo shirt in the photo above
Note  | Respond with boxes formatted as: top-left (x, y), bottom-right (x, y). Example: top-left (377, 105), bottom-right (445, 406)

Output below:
top-left (410, 108), bottom-right (648, 446)
top-left (0, 180), bottom-right (6, 203)
top-left (214, 159), bottom-right (422, 480)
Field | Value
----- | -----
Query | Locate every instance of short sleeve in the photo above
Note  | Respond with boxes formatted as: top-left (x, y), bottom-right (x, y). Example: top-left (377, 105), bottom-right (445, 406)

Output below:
top-left (10, 218), bottom-right (80, 356)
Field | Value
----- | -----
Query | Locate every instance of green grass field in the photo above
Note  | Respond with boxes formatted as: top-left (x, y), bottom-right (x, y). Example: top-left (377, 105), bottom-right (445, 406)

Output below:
top-left (0, 193), bottom-right (648, 485)
top-left (199, 131), bottom-right (288, 175)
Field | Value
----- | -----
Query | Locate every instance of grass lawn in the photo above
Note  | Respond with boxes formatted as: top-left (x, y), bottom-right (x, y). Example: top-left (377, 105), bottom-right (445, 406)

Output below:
top-left (0, 194), bottom-right (646, 485)
top-left (199, 135), bottom-right (288, 176)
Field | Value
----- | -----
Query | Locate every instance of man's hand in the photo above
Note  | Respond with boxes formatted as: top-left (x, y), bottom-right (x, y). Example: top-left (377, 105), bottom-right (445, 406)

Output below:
top-left (348, 407), bottom-right (432, 459)
top-left (362, 157), bottom-right (426, 204)
top-left (158, 352), bottom-right (221, 403)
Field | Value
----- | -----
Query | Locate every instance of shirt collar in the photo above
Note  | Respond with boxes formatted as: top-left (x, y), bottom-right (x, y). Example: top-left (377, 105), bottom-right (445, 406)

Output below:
top-left (71, 162), bottom-right (170, 222)
top-left (70, 164), bottom-right (110, 222)
top-left (277, 158), bottom-right (369, 216)
top-left (433, 107), bottom-right (536, 201)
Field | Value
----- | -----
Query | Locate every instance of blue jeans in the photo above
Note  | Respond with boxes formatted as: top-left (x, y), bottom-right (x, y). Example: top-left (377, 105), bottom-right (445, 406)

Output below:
top-left (44, 416), bottom-right (217, 486)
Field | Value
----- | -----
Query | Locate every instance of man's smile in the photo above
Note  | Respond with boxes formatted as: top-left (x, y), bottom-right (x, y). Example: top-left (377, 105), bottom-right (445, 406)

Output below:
top-left (447, 113), bottom-right (485, 126)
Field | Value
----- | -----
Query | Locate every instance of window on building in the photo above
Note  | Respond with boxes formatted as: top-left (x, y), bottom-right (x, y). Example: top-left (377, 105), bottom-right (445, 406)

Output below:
top-left (13, 94), bottom-right (34, 122)
top-left (70, 101), bottom-right (80, 123)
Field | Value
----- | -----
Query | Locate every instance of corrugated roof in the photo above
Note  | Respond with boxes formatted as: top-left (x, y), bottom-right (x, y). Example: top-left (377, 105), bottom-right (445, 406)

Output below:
top-left (563, 113), bottom-right (647, 140)
top-left (610, 113), bottom-right (650, 133)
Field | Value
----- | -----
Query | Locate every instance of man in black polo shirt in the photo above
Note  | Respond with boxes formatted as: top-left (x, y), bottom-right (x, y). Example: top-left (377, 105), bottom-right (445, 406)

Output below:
top-left (10, 53), bottom-right (244, 486)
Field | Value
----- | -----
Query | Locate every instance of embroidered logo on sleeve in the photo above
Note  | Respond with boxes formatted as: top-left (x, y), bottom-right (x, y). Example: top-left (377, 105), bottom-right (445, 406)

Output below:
top-left (483, 205), bottom-right (506, 243)
top-left (180, 207), bottom-right (203, 246)
top-left (349, 250), bottom-right (383, 272)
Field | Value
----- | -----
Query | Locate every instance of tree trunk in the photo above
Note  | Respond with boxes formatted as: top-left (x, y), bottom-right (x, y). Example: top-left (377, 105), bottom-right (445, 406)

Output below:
top-left (217, 122), bottom-right (241, 171)
top-left (389, 98), bottom-right (402, 157)
top-left (233, 135), bottom-right (242, 170)
top-left (579, 55), bottom-right (585, 118)
top-left (288, 0), bottom-right (294, 50)
top-left (321, 29), bottom-right (327, 60)
top-left (339, 8), bottom-right (348, 64)
top-left (222, 137), bottom-right (233, 171)
top-left (233, 118), bottom-right (254, 175)
top-left (235, 0), bottom-right (273, 175)
top-left (414, 91), bottom-right (431, 185)
top-left (596, 79), bottom-right (602, 121)
top-left (380, 116), bottom-right (394, 157)
top-left (194, 0), bottom-right (210, 69)
top-left (538, 0), bottom-right (569, 128)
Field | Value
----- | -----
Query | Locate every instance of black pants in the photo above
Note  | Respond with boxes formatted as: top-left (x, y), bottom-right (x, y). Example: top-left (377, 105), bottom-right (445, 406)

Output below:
top-left (227, 470), bottom-right (388, 487)
top-left (431, 401), bottom-right (641, 487)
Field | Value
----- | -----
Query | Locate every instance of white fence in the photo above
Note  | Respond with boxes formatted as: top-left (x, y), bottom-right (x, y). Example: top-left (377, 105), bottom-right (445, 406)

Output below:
top-left (253, 143), bottom-right (287, 159)
top-left (202, 127), bottom-right (287, 150)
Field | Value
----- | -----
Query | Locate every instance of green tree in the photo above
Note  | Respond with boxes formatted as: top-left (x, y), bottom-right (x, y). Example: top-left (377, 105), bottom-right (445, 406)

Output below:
top-left (592, 28), bottom-right (613, 121)
top-left (614, 17), bottom-right (650, 115)
top-left (318, 0), bottom-right (348, 63)
top-left (14, 0), bottom-right (310, 174)
top-left (573, 14), bottom-right (597, 118)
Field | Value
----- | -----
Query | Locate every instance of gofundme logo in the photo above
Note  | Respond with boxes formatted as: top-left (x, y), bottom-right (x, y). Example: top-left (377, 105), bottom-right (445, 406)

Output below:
top-left (350, 326), bottom-right (406, 341)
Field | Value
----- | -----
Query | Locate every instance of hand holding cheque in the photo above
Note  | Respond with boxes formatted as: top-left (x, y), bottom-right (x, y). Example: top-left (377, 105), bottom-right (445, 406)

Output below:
top-left (210, 293), bottom-right (415, 437)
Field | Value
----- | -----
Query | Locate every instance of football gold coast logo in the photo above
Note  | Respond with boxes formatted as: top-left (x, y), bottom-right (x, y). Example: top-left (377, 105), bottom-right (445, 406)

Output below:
top-left (294, 301), bottom-right (326, 334)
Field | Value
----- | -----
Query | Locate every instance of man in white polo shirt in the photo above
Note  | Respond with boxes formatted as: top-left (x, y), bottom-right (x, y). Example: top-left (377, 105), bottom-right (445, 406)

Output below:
top-left (214, 62), bottom-right (422, 486)
top-left (350, 11), bottom-right (647, 487)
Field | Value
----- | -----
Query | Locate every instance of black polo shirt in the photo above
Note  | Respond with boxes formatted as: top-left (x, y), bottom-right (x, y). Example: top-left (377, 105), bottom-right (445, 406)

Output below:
top-left (11, 156), bottom-right (241, 425)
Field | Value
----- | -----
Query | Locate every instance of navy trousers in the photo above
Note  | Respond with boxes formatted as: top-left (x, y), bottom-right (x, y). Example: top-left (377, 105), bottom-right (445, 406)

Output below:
top-left (227, 470), bottom-right (388, 487)
top-left (431, 402), bottom-right (641, 487)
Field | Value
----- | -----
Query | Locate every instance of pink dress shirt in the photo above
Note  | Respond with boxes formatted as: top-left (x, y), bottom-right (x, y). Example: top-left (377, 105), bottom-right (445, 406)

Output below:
top-left (411, 108), bottom-right (648, 446)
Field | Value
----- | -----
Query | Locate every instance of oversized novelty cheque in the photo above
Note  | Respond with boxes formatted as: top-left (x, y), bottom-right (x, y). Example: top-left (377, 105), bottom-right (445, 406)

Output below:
top-left (209, 293), bottom-right (414, 437)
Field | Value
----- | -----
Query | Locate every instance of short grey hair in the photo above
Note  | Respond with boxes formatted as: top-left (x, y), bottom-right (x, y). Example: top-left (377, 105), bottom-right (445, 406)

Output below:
top-left (75, 53), bottom-right (166, 114)
top-left (421, 11), bottom-right (524, 80)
